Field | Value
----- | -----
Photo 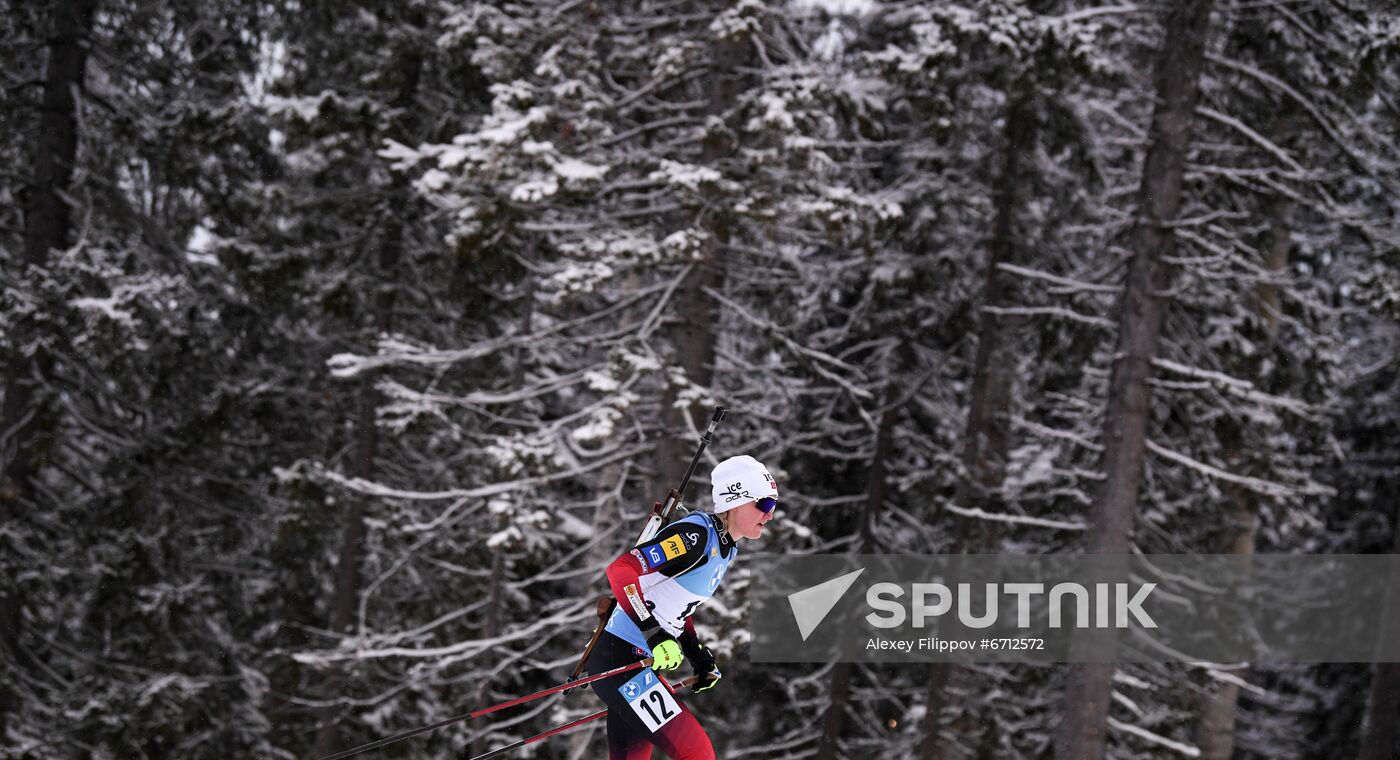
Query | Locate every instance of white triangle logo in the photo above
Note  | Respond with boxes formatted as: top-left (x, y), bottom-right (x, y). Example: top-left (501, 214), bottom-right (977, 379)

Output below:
top-left (788, 568), bottom-right (865, 641)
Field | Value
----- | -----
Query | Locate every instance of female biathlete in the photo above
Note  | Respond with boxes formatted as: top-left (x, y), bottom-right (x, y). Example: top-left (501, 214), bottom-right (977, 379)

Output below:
top-left (587, 454), bottom-right (778, 760)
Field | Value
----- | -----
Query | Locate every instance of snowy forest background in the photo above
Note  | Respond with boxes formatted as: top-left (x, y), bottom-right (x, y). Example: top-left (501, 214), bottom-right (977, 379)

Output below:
top-left (2, 0), bottom-right (1399, 758)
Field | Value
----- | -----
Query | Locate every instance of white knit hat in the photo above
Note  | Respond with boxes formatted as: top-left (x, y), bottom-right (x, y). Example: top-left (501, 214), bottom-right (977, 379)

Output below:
top-left (710, 455), bottom-right (778, 513)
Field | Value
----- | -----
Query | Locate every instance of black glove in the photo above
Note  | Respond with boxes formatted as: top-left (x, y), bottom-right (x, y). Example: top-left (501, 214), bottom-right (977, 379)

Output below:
top-left (679, 630), bottom-right (721, 693)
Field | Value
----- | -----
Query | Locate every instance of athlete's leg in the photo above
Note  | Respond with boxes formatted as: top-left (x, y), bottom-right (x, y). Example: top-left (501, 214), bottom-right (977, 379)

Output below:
top-left (649, 705), bottom-right (715, 760)
top-left (588, 634), bottom-right (658, 760)
top-left (606, 709), bottom-right (654, 760)
top-left (586, 634), bottom-right (714, 760)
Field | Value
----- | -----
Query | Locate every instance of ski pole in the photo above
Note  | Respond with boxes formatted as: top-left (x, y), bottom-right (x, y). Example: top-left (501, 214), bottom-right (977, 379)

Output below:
top-left (467, 709), bottom-right (607, 760)
top-left (568, 406), bottom-right (726, 684)
top-left (316, 660), bottom-right (652, 760)
top-left (467, 675), bottom-right (701, 760)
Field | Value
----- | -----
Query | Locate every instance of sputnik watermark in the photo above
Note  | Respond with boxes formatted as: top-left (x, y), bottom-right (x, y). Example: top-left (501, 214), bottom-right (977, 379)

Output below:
top-left (753, 554), bottom-right (1400, 663)
top-left (864, 582), bottom-right (1158, 629)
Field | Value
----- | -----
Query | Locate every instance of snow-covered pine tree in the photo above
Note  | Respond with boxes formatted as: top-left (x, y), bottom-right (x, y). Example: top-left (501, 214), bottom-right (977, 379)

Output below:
top-left (0, 0), bottom-right (307, 756)
top-left (1055, 1), bottom-right (1218, 758)
top-left (344, 1), bottom-right (916, 756)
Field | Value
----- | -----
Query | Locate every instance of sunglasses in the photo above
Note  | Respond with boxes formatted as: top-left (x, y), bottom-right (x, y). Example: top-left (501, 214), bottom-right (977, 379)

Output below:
top-left (756, 497), bottom-right (778, 514)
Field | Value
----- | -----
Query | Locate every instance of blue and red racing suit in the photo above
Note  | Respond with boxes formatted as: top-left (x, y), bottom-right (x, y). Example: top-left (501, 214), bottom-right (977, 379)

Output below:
top-left (586, 512), bottom-right (736, 760)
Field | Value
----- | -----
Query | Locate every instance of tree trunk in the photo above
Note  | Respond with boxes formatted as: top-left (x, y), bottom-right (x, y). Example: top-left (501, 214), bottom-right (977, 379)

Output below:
top-left (1360, 664), bottom-right (1400, 760)
top-left (1359, 515), bottom-right (1400, 760)
top-left (817, 661), bottom-right (857, 760)
top-left (950, 88), bottom-right (1037, 538)
top-left (651, 36), bottom-right (746, 497)
top-left (1055, 2), bottom-right (1215, 758)
top-left (816, 399), bottom-right (898, 760)
top-left (0, 0), bottom-right (97, 738)
top-left (1254, 189), bottom-right (1293, 342)
top-left (1194, 483), bottom-right (1256, 760)
top-left (19, 0), bottom-right (96, 270)
top-left (307, 49), bottom-right (422, 759)
top-left (921, 86), bottom-right (1037, 760)
top-left (1195, 170), bottom-right (1290, 760)
top-left (464, 548), bottom-right (509, 759)
top-left (653, 261), bottom-right (721, 494)
top-left (307, 257), bottom-right (396, 760)
top-left (917, 661), bottom-right (955, 758)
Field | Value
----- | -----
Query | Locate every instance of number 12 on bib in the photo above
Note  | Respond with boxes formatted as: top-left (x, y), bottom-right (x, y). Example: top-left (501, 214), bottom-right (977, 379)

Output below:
top-left (617, 669), bottom-right (681, 732)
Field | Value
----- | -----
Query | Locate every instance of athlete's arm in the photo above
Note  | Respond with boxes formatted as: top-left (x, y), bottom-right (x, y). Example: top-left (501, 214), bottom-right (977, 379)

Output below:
top-left (677, 617), bottom-right (721, 691)
top-left (605, 521), bottom-right (712, 632)
top-left (677, 617), bottom-right (707, 661)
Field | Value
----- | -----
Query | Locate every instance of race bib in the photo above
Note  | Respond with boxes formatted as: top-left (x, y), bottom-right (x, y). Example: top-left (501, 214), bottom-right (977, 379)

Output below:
top-left (617, 669), bottom-right (681, 732)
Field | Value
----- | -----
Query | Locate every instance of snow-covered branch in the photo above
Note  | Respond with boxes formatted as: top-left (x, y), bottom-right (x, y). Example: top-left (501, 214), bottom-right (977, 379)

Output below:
top-left (997, 262), bottom-right (1121, 294)
top-left (314, 442), bottom-right (649, 501)
top-left (1106, 716), bottom-right (1201, 757)
top-left (1144, 439), bottom-right (1333, 499)
top-left (981, 305), bottom-right (1117, 329)
top-left (941, 502), bottom-right (1087, 532)
top-left (1152, 358), bottom-right (1320, 421)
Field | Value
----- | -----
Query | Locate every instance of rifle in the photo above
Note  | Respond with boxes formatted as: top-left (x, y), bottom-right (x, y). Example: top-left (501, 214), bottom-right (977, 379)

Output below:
top-left (566, 406), bottom-right (727, 684)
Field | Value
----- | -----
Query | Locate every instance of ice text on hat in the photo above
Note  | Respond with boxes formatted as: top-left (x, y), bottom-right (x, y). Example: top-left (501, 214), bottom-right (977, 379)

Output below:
top-left (720, 482), bottom-right (752, 503)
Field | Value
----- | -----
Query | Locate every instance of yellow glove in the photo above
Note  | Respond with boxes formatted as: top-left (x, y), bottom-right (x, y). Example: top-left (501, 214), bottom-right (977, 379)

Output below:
top-left (648, 637), bottom-right (683, 671)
